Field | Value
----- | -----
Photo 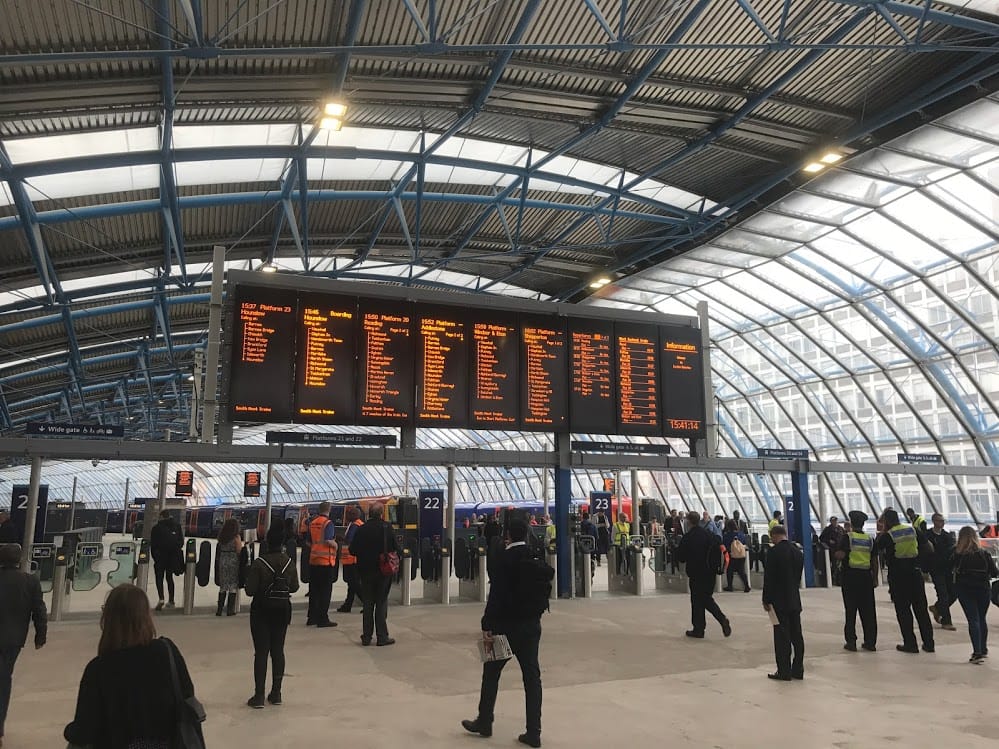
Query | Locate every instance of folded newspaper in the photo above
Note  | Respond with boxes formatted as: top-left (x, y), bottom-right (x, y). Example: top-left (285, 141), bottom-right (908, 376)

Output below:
top-left (478, 634), bottom-right (514, 663)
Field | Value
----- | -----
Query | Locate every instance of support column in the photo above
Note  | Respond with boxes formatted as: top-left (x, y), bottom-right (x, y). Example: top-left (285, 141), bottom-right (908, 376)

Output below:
top-left (817, 473), bottom-right (828, 526)
top-left (630, 468), bottom-right (640, 536)
top-left (123, 477), bottom-right (130, 516)
top-left (790, 467), bottom-right (815, 587)
top-left (69, 476), bottom-right (78, 530)
top-left (446, 464), bottom-right (457, 556)
top-left (200, 244), bottom-right (224, 444)
top-left (554, 433), bottom-right (571, 598)
top-left (696, 301), bottom-right (716, 458)
top-left (264, 463), bottom-right (274, 534)
top-left (149, 459), bottom-right (167, 543)
top-left (18, 456), bottom-right (42, 571)
top-left (542, 468), bottom-right (550, 519)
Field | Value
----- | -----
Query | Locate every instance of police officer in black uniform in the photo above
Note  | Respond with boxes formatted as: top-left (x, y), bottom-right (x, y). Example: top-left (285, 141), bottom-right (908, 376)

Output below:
top-left (835, 511), bottom-right (877, 652)
top-left (876, 508), bottom-right (934, 654)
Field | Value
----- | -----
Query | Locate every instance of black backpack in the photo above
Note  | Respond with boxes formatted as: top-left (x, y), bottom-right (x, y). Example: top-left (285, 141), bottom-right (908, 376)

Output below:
top-left (258, 557), bottom-right (292, 609)
top-left (515, 555), bottom-right (555, 617)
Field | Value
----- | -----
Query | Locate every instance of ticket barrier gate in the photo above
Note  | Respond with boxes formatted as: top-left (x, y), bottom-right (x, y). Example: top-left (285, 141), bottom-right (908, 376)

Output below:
top-left (135, 539), bottom-right (151, 592)
top-left (608, 537), bottom-right (644, 595)
top-left (73, 542), bottom-right (104, 592)
top-left (106, 541), bottom-right (137, 588)
top-left (574, 535), bottom-right (596, 598)
top-left (749, 539), bottom-right (769, 590)
top-left (30, 543), bottom-right (56, 594)
top-left (391, 532), bottom-right (418, 606)
top-left (455, 531), bottom-right (487, 603)
top-left (652, 536), bottom-right (688, 593)
top-left (421, 537), bottom-right (451, 604)
top-left (183, 538), bottom-right (198, 614)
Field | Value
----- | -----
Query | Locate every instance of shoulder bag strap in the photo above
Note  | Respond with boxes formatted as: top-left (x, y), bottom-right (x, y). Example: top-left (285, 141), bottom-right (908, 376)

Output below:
top-left (163, 638), bottom-right (184, 703)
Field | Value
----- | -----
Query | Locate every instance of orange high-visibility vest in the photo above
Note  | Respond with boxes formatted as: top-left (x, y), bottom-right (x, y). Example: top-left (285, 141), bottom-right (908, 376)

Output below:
top-left (309, 516), bottom-right (336, 566)
top-left (339, 519), bottom-right (363, 565)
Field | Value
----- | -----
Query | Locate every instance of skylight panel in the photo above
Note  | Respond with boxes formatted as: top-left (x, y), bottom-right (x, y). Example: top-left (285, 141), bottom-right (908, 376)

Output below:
top-left (174, 158), bottom-right (287, 186)
top-left (173, 123), bottom-right (298, 148)
top-left (24, 165), bottom-right (158, 201)
top-left (4, 127), bottom-right (158, 165)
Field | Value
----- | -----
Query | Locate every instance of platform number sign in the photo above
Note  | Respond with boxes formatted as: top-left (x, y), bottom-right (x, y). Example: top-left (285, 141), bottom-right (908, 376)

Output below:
top-left (589, 491), bottom-right (612, 519)
top-left (418, 489), bottom-right (445, 543)
top-left (784, 495), bottom-right (800, 544)
top-left (10, 484), bottom-right (49, 544)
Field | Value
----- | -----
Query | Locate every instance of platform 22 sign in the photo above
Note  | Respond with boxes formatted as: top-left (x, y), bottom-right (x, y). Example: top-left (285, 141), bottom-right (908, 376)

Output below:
top-left (418, 489), bottom-right (444, 544)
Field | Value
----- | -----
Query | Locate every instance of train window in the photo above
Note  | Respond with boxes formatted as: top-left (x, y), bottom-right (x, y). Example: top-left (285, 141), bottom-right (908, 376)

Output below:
top-left (387, 505), bottom-right (398, 525)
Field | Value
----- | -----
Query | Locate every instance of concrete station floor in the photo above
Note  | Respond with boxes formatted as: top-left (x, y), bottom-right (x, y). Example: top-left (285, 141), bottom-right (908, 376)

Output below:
top-left (6, 581), bottom-right (997, 748)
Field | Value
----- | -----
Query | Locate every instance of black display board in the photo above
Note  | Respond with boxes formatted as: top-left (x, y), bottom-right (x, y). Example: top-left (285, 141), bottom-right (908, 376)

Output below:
top-left (175, 470), bottom-right (194, 497)
top-left (229, 285), bottom-right (296, 422)
top-left (243, 471), bottom-right (261, 498)
top-left (356, 301), bottom-right (414, 425)
top-left (568, 318), bottom-right (616, 435)
top-left (470, 313), bottom-right (519, 429)
top-left (660, 326), bottom-right (706, 437)
top-left (416, 307), bottom-right (469, 427)
top-left (615, 322), bottom-right (661, 436)
top-left (225, 282), bottom-right (706, 438)
top-left (520, 315), bottom-right (568, 431)
top-left (294, 292), bottom-right (357, 423)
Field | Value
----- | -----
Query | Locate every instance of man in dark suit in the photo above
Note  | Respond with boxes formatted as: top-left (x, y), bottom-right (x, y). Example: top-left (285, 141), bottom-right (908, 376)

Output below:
top-left (463, 518), bottom-right (544, 748)
top-left (348, 502), bottom-right (400, 646)
top-left (676, 510), bottom-right (731, 639)
top-left (762, 525), bottom-right (804, 681)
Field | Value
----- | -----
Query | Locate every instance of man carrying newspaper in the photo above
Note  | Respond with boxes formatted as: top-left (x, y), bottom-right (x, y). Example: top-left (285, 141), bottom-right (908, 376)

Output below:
top-left (462, 518), bottom-right (553, 748)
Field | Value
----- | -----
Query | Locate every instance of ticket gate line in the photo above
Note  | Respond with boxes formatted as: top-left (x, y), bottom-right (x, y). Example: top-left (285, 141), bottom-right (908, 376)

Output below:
top-left (183, 539), bottom-right (197, 615)
top-left (400, 551), bottom-right (412, 606)
top-left (50, 552), bottom-right (68, 622)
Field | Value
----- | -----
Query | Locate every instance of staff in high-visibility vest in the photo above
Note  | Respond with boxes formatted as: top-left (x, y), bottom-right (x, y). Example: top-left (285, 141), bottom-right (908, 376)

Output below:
top-left (906, 507), bottom-right (928, 533)
top-left (835, 511), bottom-right (877, 652)
top-left (337, 508), bottom-right (364, 614)
top-left (613, 512), bottom-right (631, 575)
top-left (876, 508), bottom-right (934, 654)
top-left (307, 502), bottom-right (338, 629)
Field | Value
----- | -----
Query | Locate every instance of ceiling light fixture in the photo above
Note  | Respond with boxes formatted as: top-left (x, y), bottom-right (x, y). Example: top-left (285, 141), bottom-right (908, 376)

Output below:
top-left (820, 152), bottom-right (843, 164)
top-left (323, 100), bottom-right (348, 118)
top-left (803, 162), bottom-right (825, 173)
top-left (589, 277), bottom-right (612, 289)
top-left (319, 116), bottom-right (343, 131)
top-left (260, 262), bottom-right (277, 273)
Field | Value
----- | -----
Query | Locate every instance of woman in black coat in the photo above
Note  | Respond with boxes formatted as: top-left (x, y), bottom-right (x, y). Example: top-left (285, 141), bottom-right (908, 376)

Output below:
top-left (65, 584), bottom-right (203, 749)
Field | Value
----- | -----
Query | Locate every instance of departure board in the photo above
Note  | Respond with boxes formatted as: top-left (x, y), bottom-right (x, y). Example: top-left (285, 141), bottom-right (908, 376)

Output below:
top-left (294, 293), bottom-right (357, 423)
top-left (416, 308), bottom-right (469, 427)
top-left (356, 302), bottom-right (414, 425)
top-left (520, 316), bottom-right (568, 431)
top-left (229, 285), bottom-right (296, 422)
top-left (225, 276), bottom-right (707, 439)
top-left (568, 318), bottom-right (616, 434)
top-left (615, 322), bottom-right (661, 436)
top-left (661, 326), bottom-right (706, 436)
top-left (471, 314), bottom-right (519, 429)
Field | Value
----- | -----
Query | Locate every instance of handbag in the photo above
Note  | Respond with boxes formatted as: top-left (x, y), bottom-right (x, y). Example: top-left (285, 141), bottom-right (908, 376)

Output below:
top-left (163, 638), bottom-right (206, 749)
top-left (378, 524), bottom-right (400, 577)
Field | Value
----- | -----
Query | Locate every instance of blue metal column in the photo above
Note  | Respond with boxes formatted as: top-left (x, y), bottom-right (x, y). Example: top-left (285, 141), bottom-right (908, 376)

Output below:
top-left (790, 468), bottom-right (814, 587)
top-left (554, 433), bottom-right (572, 598)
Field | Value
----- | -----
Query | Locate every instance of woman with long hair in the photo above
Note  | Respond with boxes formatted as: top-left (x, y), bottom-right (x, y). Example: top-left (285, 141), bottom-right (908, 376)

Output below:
top-left (215, 517), bottom-right (244, 616)
top-left (64, 584), bottom-right (202, 748)
top-left (951, 526), bottom-right (999, 664)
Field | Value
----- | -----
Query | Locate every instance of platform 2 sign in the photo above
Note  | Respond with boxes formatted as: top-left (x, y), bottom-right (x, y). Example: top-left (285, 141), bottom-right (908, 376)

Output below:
top-left (418, 489), bottom-right (445, 546)
top-left (10, 484), bottom-right (49, 544)
top-left (174, 470), bottom-right (194, 497)
top-left (243, 471), bottom-right (261, 498)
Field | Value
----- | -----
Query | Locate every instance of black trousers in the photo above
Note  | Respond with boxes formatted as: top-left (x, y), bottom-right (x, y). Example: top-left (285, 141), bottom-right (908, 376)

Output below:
top-left (360, 573), bottom-right (392, 641)
top-left (773, 609), bottom-right (804, 677)
top-left (153, 561), bottom-right (175, 603)
top-left (930, 570), bottom-right (956, 625)
top-left (250, 605), bottom-right (289, 696)
top-left (477, 619), bottom-right (542, 735)
top-left (307, 565), bottom-right (334, 625)
top-left (891, 568), bottom-right (934, 649)
top-left (688, 576), bottom-right (726, 633)
top-left (341, 564), bottom-right (362, 610)
top-left (726, 558), bottom-right (749, 590)
top-left (841, 569), bottom-right (877, 646)
top-left (0, 646), bottom-right (21, 737)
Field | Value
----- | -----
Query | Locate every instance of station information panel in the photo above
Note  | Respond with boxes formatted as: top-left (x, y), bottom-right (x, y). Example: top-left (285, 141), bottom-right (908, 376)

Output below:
top-left (227, 282), bottom-right (706, 437)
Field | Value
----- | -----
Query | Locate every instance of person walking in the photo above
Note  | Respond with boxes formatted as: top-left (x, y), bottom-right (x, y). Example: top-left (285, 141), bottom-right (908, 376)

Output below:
top-left (732, 509), bottom-right (749, 535)
top-left (676, 510), bottom-right (731, 639)
top-left (244, 524), bottom-right (300, 708)
top-left (149, 510), bottom-right (183, 612)
top-left (876, 508), bottom-right (934, 654)
top-left (462, 518), bottom-right (548, 748)
top-left (835, 511), bottom-right (878, 652)
top-left (762, 525), bottom-right (805, 681)
top-left (336, 507), bottom-right (364, 614)
top-left (215, 517), bottom-right (244, 617)
top-left (926, 513), bottom-right (957, 632)
top-left (349, 502), bottom-right (400, 647)
top-left (950, 526), bottom-right (999, 664)
top-left (722, 519), bottom-right (750, 592)
top-left (64, 584), bottom-right (203, 749)
top-left (595, 513), bottom-right (610, 568)
top-left (306, 501), bottom-right (338, 628)
top-left (0, 544), bottom-right (46, 747)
